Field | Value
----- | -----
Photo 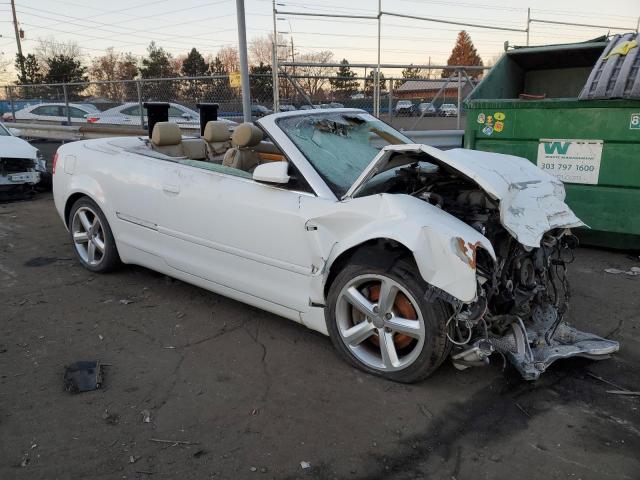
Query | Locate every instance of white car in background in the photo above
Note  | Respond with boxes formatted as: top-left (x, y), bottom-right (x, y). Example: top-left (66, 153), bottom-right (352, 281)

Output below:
top-left (52, 109), bottom-right (618, 382)
top-left (439, 103), bottom-right (459, 117)
top-left (5, 103), bottom-right (100, 123)
top-left (0, 122), bottom-right (48, 197)
top-left (88, 102), bottom-right (236, 127)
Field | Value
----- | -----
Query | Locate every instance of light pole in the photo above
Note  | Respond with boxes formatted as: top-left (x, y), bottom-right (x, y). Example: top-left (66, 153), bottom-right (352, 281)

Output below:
top-left (236, 0), bottom-right (252, 122)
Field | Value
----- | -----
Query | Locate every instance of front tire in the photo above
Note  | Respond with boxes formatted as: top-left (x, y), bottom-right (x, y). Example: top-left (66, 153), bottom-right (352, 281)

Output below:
top-left (69, 197), bottom-right (121, 273)
top-left (326, 257), bottom-right (451, 383)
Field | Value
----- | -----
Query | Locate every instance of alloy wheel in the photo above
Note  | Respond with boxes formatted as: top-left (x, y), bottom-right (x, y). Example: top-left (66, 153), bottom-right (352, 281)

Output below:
top-left (335, 274), bottom-right (426, 372)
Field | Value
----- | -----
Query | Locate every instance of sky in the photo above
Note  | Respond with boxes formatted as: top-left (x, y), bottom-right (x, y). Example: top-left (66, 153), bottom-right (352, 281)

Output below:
top-left (1, 0), bottom-right (639, 78)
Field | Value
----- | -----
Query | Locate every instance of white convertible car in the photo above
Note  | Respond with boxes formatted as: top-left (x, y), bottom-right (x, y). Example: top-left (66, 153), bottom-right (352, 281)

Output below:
top-left (52, 109), bottom-right (618, 382)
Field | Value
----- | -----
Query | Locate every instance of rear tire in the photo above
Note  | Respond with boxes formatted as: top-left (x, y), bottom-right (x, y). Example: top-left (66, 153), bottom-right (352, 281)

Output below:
top-left (325, 256), bottom-right (451, 383)
top-left (68, 197), bottom-right (121, 273)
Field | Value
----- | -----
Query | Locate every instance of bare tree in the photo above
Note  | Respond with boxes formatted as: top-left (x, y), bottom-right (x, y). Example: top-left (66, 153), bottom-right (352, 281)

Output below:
top-left (217, 46), bottom-right (240, 73)
top-left (89, 48), bottom-right (139, 100)
top-left (248, 33), bottom-right (289, 66)
top-left (295, 51), bottom-right (334, 99)
top-left (35, 37), bottom-right (83, 68)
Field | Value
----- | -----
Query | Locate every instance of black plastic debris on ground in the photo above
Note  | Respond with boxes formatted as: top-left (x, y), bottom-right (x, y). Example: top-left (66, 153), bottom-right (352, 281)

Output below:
top-left (63, 361), bottom-right (103, 393)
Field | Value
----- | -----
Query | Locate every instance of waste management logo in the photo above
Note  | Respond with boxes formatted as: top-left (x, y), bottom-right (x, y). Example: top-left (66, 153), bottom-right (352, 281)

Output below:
top-left (536, 139), bottom-right (603, 185)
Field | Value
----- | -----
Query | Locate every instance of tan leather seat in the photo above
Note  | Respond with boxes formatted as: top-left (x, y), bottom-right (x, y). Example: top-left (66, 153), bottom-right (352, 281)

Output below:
top-left (151, 122), bottom-right (184, 157)
top-left (203, 121), bottom-right (232, 162)
top-left (222, 123), bottom-right (263, 172)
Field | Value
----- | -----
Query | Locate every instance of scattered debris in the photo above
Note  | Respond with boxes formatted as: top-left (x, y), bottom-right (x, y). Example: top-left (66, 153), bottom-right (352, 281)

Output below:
top-left (260, 467), bottom-right (268, 473)
top-left (119, 299), bottom-right (135, 305)
top-left (250, 408), bottom-right (259, 416)
top-left (63, 360), bottom-right (102, 393)
top-left (300, 461), bottom-right (311, 470)
top-left (149, 438), bottom-right (199, 446)
top-left (515, 402), bottom-right (531, 418)
top-left (587, 372), bottom-right (628, 391)
top-left (193, 449), bottom-right (208, 458)
top-left (249, 466), bottom-right (257, 472)
top-left (102, 409), bottom-right (119, 425)
top-left (141, 409), bottom-right (151, 423)
top-left (604, 267), bottom-right (640, 276)
top-left (129, 455), bottom-right (139, 464)
top-left (20, 455), bottom-right (29, 467)
top-left (98, 334), bottom-right (104, 341)
top-left (607, 390), bottom-right (640, 396)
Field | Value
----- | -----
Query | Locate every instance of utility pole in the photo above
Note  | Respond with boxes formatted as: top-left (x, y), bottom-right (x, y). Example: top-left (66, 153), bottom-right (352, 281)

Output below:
top-left (374, 0), bottom-right (381, 117)
top-left (11, 0), bottom-right (25, 79)
top-left (526, 7), bottom-right (530, 46)
top-left (236, 0), bottom-right (252, 122)
top-left (271, 0), bottom-right (280, 112)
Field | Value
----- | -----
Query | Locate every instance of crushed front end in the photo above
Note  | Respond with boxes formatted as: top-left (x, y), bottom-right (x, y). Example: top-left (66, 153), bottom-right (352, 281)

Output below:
top-left (0, 157), bottom-right (40, 200)
top-left (449, 228), bottom-right (618, 380)
top-left (370, 147), bottom-right (620, 380)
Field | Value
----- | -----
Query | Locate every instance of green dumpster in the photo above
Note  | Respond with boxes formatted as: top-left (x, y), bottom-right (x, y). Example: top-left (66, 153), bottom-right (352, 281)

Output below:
top-left (464, 35), bottom-right (640, 248)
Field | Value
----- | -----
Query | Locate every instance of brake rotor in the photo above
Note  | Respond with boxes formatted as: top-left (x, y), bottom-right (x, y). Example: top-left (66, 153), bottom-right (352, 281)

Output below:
top-left (365, 283), bottom-right (416, 350)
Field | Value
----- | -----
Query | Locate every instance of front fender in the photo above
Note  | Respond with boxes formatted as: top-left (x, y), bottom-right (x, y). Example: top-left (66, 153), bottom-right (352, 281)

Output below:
top-left (305, 194), bottom-right (495, 304)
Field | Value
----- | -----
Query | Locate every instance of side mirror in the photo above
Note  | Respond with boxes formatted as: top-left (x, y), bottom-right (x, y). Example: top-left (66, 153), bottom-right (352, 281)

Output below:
top-left (181, 112), bottom-right (192, 119)
top-left (9, 128), bottom-right (21, 136)
top-left (252, 161), bottom-right (290, 184)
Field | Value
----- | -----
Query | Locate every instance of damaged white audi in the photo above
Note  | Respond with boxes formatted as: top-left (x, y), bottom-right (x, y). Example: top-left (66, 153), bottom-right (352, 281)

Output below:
top-left (52, 108), bottom-right (618, 382)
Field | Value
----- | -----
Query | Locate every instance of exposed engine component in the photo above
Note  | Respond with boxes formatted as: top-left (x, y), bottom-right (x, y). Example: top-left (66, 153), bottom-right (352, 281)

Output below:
top-left (382, 158), bottom-right (618, 379)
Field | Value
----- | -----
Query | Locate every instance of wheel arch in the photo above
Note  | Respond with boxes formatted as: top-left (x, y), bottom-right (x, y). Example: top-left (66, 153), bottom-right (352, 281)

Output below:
top-left (323, 237), bottom-right (415, 299)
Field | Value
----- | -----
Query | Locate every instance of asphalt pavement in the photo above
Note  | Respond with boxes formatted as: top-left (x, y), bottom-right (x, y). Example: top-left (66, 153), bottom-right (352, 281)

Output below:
top-left (1, 194), bottom-right (639, 480)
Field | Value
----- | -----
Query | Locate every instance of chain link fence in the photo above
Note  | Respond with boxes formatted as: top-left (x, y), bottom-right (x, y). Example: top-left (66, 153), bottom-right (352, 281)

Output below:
top-left (1, 70), bottom-right (478, 132)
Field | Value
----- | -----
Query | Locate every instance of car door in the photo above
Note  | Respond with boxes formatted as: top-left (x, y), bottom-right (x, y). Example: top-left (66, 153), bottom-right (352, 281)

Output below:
top-left (157, 163), bottom-right (324, 313)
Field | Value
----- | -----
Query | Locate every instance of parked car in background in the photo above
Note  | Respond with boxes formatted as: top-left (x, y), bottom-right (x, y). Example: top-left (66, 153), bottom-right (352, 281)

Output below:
top-left (417, 103), bottom-right (438, 117)
top-left (394, 100), bottom-right (415, 116)
top-left (5, 103), bottom-right (100, 124)
top-left (279, 104), bottom-right (297, 112)
top-left (88, 103), bottom-right (236, 127)
top-left (350, 93), bottom-right (365, 100)
top-left (299, 105), bottom-right (318, 110)
top-left (251, 105), bottom-right (273, 118)
top-left (439, 103), bottom-right (459, 117)
top-left (0, 122), bottom-right (49, 198)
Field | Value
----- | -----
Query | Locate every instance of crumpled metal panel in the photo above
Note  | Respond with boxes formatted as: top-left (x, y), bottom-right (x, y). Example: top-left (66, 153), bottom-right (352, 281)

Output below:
top-left (350, 144), bottom-right (584, 248)
top-left (579, 32), bottom-right (640, 100)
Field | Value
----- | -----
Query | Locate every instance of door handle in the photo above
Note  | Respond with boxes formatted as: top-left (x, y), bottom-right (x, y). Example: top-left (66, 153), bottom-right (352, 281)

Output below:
top-left (162, 183), bottom-right (180, 194)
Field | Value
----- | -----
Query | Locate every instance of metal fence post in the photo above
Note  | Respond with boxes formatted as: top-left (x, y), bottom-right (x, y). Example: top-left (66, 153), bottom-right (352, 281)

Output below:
top-left (456, 69), bottom-right (462, 129)
top-left (63, 83), bottom-right (71, 124)
top-left (8, 86), bottom-right (16, 121)
top-left (136, 80), bottom-right (145, 127)
top-left (388, 79), bottom-right (393, 126)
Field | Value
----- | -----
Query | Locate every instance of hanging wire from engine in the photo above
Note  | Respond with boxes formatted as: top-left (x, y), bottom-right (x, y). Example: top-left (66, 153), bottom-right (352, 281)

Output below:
top-left (445, 304), bottom-right (474, 346)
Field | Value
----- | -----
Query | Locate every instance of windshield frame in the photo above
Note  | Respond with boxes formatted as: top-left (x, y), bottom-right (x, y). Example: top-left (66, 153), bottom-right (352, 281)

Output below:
top-left (272, 109), bottom-right (413, 198)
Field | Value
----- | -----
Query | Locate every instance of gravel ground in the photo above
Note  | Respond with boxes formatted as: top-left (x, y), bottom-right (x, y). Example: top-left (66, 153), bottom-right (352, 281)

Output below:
top-left (1, 193), bottom-right (639, 480)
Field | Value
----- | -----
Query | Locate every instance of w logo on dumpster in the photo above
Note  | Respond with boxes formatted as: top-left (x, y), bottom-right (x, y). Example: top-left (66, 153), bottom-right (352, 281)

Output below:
top-left (543, 141), bottom-right (571, 155)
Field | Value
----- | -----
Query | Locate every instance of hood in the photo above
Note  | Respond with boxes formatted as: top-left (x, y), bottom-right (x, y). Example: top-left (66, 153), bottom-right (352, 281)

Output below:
top-left (344, 144), bottom-right (585, 248)
top-left (0, 135), bottom-right (38, 159)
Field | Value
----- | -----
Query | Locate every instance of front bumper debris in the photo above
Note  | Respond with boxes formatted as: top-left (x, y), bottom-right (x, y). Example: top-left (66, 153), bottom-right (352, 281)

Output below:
top-left (453, 305), bottom-right (619, 380)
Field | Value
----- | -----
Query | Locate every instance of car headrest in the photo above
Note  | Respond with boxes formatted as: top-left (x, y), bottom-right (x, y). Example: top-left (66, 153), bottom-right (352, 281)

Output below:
top-left (203, 121), bottom-right (231, 143)
top-left (232, 123), bottom-right (263, 148)
top-left (152, 122), bottom-right (182, 146)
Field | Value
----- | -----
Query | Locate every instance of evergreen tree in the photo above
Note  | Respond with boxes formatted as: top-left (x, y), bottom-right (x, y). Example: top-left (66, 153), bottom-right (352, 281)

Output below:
top-left (250, 62), bottom-right (272, 102)
top-left (181, 48), bottom-right (208, 77)
top-left (140, 42), bottom-right (177, 78)
top-left (364, 70), bottom-right (386, 97)
top-left (15, 53), bottom-right (42, 84)
top-left (395, 64), bottom-right (422, 88)
top-left (329, 59), bottom-right (359, 97)
top-left (442, 31), bottom-right (483, 79)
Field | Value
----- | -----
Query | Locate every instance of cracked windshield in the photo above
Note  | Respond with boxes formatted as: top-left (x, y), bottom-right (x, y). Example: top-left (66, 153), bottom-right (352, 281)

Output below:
top-left (277, 112), bottom-right (412, 196)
